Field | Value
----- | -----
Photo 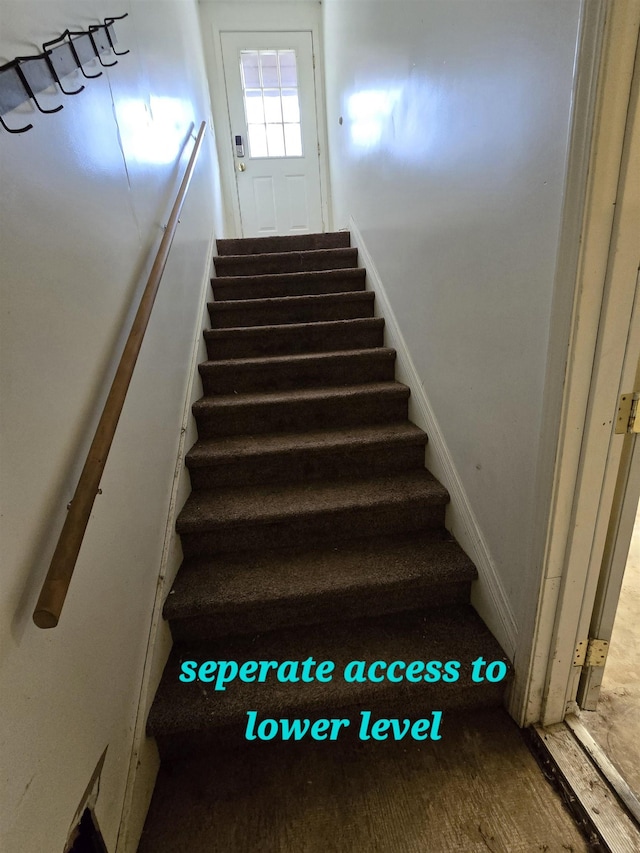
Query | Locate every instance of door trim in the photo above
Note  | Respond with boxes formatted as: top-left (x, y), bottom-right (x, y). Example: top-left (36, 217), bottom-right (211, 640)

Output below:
top-left (515, 0), bottom-right (640, 727)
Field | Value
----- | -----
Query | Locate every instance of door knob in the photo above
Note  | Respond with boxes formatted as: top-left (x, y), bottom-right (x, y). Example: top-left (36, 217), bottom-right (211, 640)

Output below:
top-left (238, 162), bottom-right (246, 172)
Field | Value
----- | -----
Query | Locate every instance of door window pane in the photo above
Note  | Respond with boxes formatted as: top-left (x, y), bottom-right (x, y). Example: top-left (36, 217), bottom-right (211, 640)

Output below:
top-left (244, 90), bottom-right (264, 124)
top-left (281, 90), bottom-right (300, 123)
top-left (279, 51), bottom-right (297, 87)
top-left (284, 124), bottom-right (303, 157)
top-left (248, 124), bottom-right (268, 158)
top-left (240, 53), bottom-right (260, 88)
top-left (259, 51), bottom-right (279, 87)
top-left (266, 124), bottom-right (286, 157)
top-left (263, 90), bottom-right (283, 124)
top-left (240, 49), bottom-right (303, 158)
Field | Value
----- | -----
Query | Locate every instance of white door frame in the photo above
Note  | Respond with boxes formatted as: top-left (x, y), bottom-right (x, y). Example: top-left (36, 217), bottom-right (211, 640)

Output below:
top-left (198, 2), bottom-right (332, 238)
top-left (512, 0), bottom-right (640, 728)
top-left (578, 365), bottom-right (640, 710)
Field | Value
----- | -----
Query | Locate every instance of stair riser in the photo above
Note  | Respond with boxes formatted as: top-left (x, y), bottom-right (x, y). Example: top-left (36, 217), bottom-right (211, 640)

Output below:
top-left (199, 353), bottom-right (396, 395)
top-left (216, 231), bottom-right (350, 256)
top-left (209, 298), bottom-right (374, 328)
top-left (169, 581), bottom-right (471, 641)
top-left (178, 501), bottom-right (446, 558)
top-left (193, 393), bottom-right (409, 438)
top-left (214, 248), bottom-right (358, 277)
top-left (187, 443), bottom-right (426, 489)
top-left (205, 321), bottom-right (384, 360)
top-left (211, 271), bottom-right (366, 301)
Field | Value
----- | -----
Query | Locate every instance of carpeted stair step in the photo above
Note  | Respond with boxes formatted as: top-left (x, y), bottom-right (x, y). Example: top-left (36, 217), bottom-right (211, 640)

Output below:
top-left (192, 382), bottom-right (410, 438)
top-left (216, 231), bottom-right (350, 256)
top-left (211, 268), bottom-right (366, 302)
top-left (176, 470), bottom-right (449, 557)
top-left (147, 605), bottom-right (510, 755)
top-left (205, 318), bottom-right (384, 360)
top-left (198, 348), bottom-right (396, 395)
top-left (185, 423), bottom-right (427, 488)
top-left (165, 533), bottom-right (477, 641)
top-left (214, 247), bottom-right (358, 277)
top-left (208, 291), bottom-right (375, 328)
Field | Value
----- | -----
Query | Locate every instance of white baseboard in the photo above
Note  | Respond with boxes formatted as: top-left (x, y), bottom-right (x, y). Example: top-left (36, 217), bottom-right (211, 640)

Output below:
top-left (349, 217), bottom-right (518, 659)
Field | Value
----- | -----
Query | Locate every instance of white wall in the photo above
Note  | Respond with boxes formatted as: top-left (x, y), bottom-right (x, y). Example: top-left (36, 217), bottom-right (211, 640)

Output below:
top-left (322, 0), bottom-right (582, 654)
top-left (0, 2), bottom-right (222, 850)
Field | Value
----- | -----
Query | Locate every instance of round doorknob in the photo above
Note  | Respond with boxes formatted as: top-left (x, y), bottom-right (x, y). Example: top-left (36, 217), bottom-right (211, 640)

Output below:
top-left (238, 162), bottom-right (246, 172)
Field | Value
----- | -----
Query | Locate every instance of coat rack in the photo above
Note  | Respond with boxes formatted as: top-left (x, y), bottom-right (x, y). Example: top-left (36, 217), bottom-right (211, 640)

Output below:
top-left (0, 14), bottom-right (129, 134)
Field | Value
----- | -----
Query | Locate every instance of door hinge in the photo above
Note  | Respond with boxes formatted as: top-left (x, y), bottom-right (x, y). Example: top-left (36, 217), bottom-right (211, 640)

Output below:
top-left (615, 391), bottom-right (640, 434)
top-left (573, 638), bottom-right (609, 667)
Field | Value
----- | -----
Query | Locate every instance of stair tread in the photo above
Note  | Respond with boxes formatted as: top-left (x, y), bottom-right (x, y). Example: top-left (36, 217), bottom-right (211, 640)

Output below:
top-left (148, 606), bottom-right (509, 734)
top-left (212, 249), bottom-right (359, 279)
top-left (186, 423), bottom-right (426, 466)
top-left (215, 247), bottom-right (357, 265)
top-left (166, 534), bottom-right (476, 621)
top-left (212, 267), bottom-right (365, 290)
top-left (177, 470), bottom-right (448, 532)
top-left (209, 290), bottom-right (374, 312)
top-left (193, 381), bottom-right (410, 412)
top-left (210, 269), bottom-right (366, 303)
top-left (198, 348), bottom-right (395, 372)
top-left (216, 232), bottom-right (350, 256)
top-left (205, 317), bottom-right (383, 340)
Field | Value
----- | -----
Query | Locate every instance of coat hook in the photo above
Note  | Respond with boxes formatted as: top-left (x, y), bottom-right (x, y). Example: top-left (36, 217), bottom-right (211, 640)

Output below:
top-left (14, 59), bottom-right (63, 114)
top-left (104, 14), bottom-right (130, 56)
top-left (88, 26), bottom-right (117, 67)
top-left (0, 113), bottom-right (33, 134)
top-left (64, 30), bottom-right (102, 79)
top-left (42, 33), bottom-right (85, 95)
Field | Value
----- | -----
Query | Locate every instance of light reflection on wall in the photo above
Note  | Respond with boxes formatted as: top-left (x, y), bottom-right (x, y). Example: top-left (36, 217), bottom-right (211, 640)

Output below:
top-left (345, 72), bottom-right (529, 174)
top-left (347, 88), bottom-right (401, 149)
top-left (117, 96), bottom-right (194, 165)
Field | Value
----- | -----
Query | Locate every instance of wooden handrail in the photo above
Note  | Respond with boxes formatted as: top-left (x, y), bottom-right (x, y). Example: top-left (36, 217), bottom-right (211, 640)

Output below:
top-left (33, 120), bottom-right (207, 629)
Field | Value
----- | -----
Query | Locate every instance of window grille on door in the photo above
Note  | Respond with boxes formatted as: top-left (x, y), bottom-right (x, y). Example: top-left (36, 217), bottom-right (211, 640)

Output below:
top-left (239, 50), bottom-right (303, 158)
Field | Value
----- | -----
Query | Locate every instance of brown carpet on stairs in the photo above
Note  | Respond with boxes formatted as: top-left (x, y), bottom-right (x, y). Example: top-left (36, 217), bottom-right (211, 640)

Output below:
top-left (143, 232), bottom-right (520, 847)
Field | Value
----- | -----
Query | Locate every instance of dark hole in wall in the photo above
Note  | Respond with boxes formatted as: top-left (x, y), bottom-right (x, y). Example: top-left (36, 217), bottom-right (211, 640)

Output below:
top-left (68, 809), bottom-right (107, 853)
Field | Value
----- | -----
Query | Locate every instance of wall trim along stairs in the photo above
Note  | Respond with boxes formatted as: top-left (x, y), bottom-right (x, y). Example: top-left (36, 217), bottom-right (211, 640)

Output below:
top-left (349, 217), bottom-right (518, 659)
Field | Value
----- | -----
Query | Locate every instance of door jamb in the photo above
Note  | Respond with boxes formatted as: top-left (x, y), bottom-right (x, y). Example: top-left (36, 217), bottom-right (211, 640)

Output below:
top-left (513, 0), bottom-right (640, 728)
top-left (577, 378), bottom-right (640, 710)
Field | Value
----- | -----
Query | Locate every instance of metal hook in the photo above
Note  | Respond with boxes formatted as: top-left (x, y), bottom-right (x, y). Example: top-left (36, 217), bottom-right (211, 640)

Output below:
top-left (0, 113), bottom-right (33, 134)
top-left (103, 15), bottom-right (130, 56)
top-left (88, 26), bottom-right (117, 67)
top-left (14, 60), bottom-right (63, 114)
top-left (42, 33), bottom-right (85, 95)
top-left (64, 30), bottom-right (102, 79)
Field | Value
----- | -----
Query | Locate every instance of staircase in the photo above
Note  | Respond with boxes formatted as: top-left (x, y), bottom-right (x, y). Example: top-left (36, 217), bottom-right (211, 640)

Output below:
top-left (147, 232), bottom-right (509, 757)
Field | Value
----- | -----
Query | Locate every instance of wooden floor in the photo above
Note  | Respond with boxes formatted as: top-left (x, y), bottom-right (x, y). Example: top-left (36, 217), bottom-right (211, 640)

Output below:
top-left (139, 709), bottom-right (590, 852)
top-left (582, 505), bottom-right (640, 798)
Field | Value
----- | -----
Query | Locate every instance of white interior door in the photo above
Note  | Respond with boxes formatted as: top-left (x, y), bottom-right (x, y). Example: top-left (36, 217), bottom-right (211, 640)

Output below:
top-left (220, 31), bottom-right (324, 237)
